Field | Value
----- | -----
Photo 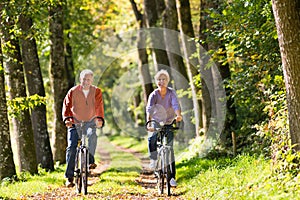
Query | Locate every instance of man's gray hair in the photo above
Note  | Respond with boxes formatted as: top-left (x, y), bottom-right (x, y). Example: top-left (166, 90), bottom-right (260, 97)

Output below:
top-left (80, 69), bottom-right (94, 79)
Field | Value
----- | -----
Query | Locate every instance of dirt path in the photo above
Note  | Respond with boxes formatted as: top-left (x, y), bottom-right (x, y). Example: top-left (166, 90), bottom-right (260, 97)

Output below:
top-left (114, 145), bottom-right (184, 200)
top-left (25, 141), bottom-right (111, 200)
top-left (24, 138), bottom-right (184, 199)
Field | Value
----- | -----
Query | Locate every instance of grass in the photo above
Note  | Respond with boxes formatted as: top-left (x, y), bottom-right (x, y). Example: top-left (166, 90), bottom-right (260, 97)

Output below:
top-left (108, 135), bottom-right (300, 200)
top-left (0, 165), bottom-right (65, 199)
top-left (176, 155), bottom-right (271, 199)
top-left (1, 135), bottom-right (300, 199)
top-left (178, 154), bottom-right (300, 199)
top-left (108, 134), bottom-right (148, 154)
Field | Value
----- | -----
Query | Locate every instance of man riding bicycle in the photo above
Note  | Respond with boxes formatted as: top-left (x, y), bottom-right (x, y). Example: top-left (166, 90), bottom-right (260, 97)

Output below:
top-left (146, 69), bottom-right (182, 187)
top-left (62, 69), bottom-right (104, 187)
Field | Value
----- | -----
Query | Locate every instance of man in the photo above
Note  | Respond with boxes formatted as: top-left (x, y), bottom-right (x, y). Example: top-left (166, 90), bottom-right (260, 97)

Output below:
top-left (62, 69), bottom-right (104, 187)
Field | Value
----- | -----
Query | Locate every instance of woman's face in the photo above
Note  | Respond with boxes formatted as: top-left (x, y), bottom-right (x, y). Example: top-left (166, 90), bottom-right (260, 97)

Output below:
top-left (156, 74), bottom-right (168, 88)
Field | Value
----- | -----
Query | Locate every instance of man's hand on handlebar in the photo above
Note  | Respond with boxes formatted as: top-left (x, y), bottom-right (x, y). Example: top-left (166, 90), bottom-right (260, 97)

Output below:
top-left (65, 119), bottom-right (74, 128)
top-left (95, 118), bottom-right (103, 128)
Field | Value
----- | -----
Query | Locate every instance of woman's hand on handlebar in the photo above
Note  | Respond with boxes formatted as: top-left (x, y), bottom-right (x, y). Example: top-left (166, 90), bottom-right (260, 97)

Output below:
top-left (147, 126), bottom-right (155, 132)
top-left (176, 115), bottom-right (182, 122)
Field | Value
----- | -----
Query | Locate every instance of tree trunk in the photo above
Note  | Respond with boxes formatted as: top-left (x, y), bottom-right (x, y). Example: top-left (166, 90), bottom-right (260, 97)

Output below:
top-left (144, 0), bottom-right (170, 72)
top-left (176, 0), bottom-right (202, 136)
top-left (65, 22), bottom-right (75, 89)
top-left (0, 6), bottom-right (37, 174)
top-left (199, 0), bottom-right (228, 143)
top-left (272, 0), bottom-right (300, 151)
top-left (130, 0), bottom-right (154, 104)
top-left (19, 13), bottom-right (54, 171)
top-left (0, 40), bottom-right (16, 180)
top-left (163, 0), bottom-right (196, 141)
top-left (217, 53), bottom-right (236, 146)
top-left (49, 2), bottom-right (69, 163)
top-left (155, 0), bottom-right (166, 17)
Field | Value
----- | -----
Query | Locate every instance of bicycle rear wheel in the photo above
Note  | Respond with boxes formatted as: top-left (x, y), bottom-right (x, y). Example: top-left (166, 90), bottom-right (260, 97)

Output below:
top-left (81, 147), bottom-right (88, 195)
top-left (75, 148), bottom-right (82, 193)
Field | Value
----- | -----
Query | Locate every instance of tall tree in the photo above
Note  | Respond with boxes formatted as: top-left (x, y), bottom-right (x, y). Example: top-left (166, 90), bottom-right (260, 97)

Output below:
top-left (130, 0), bottom-right (154, 103)
top-left (19, 11), bottom-right (54, 171)
top-left (199, 0), bottom-right (229, 141)
top-left (64, 0), bottom-right (75, 89)
top-left (0, 1), bottom-right (37, 174)
top-left (49, 1), bottom-right (69, 163)
top-left (163, 0), bottom-right (196, 140)
top-left (176, 0), bottom-right (202, 136)
top-left (200, 0), bottom-right (236, 145)
top-left (0, 40), bottom-right (16, 180)
top-left (272, 0), bottom-right (300, 151)
top-left (144, 0), bottom-right (170, 72)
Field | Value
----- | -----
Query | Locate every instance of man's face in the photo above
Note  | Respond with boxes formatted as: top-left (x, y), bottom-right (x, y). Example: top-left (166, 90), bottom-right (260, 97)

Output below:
top-left (80, 74), bottom-right (93, 89)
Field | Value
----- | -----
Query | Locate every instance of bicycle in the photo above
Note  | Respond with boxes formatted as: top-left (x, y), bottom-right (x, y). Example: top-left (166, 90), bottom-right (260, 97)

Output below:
top-left (145, 119), bottom-right (180, 196)
top-left (65, 116), bottom-right (103, 195)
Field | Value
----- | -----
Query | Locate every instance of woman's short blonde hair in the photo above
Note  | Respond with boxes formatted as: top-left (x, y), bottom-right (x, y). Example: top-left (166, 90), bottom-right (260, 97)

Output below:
top-left (154, 69), bottom-right (170, 83)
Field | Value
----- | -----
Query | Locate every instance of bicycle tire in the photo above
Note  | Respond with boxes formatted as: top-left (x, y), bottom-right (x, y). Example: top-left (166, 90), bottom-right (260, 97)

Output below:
top-left (157, 154), bottom-right (164, 195)
top-left (81, 147), bottom-right (88, 195)
top-left (165, 150), bottom-right (171, 196)
top-left (75, 148), bottom-right (82, 193)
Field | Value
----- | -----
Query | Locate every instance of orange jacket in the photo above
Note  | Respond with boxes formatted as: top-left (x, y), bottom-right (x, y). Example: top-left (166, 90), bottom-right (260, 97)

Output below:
top-left (62, 85), bottom-right (104, 122)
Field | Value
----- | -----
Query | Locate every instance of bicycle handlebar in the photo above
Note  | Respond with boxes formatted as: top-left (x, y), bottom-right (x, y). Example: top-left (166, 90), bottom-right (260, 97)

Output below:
top-left (145, 119), bottom-right (182, 132)
top-left (64, 116), bottom-right (105, 127)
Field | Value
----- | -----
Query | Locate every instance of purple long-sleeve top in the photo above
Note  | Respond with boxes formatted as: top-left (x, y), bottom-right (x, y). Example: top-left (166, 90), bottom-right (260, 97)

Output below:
top-left (146, 87), bottom-right (181, 124)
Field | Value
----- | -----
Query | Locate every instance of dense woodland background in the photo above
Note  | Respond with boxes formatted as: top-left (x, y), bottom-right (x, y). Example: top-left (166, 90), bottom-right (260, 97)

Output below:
top-left (0, 0), bottom-right (300, 184)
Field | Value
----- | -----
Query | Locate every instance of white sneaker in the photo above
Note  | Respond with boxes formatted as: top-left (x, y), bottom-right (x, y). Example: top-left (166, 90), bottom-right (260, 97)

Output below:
top-left (149, 159), bottom-right (157, 170)
top-left (170, 178), bottom-right (177, 187)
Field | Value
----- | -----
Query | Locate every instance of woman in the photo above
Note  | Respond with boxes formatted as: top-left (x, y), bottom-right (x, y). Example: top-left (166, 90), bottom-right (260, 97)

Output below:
top-left (146, 69), bottom-right (182, 187)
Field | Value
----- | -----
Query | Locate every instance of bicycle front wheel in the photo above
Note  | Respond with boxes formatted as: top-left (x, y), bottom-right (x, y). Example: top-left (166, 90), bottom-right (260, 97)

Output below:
top-left (157, 154), bottom-right (164, 195)
top-left (165, 150), bottom-right (171, 196)
top-left (75, 148), bottom-right (82, 194)
top-left (81, 147), bottom-right (89, 195)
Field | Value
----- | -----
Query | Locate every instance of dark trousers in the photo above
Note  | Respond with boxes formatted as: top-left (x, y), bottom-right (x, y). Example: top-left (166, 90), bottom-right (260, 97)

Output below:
top-left (65, 126), bottom-right (97, 179)
top-left (148, 126), bottom-right (176, 179)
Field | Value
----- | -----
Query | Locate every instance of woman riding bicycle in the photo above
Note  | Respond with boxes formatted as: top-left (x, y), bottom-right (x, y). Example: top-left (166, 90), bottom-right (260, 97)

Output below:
top-left (62, 69), bottom-right (104, 187)
top-left (146, 69), bottom-right (182, 187)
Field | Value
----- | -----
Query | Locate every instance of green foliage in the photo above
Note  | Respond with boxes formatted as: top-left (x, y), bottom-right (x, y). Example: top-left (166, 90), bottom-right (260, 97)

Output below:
top-left (266, 96), bottom-right (300, 175)
top-left (200, 0), bottom-right (283, 147)
top-left (7, 94), bottom-right (46, 118)
top-left (224, 0), bottom-right (281, 135)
